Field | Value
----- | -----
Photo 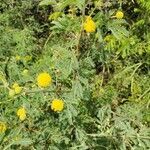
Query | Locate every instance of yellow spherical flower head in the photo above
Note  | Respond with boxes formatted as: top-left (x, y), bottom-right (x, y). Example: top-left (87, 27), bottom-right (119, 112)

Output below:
top-left (12, 83), bottom-right (19, 89)
top-left (12, 83), bottom-right (22, 94)
top-left (14, 86), bottom-right (22, 94)
top-left (0, 122), bottom-right (7, 133)
top-left (115, 11), bottom-right (124, 19)
top-left (51, 99), bottom-right (64, 112)
top-left (17, 107), bottom-right (26, 121)
top-left (37, 72), bottom-right (52, 88)
top-left (83, 16), bottom-right (96, 33)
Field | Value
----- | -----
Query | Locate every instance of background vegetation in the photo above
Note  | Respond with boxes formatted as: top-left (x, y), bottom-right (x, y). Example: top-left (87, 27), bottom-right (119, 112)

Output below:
top-left (0, 0), bottom-right (150, 149)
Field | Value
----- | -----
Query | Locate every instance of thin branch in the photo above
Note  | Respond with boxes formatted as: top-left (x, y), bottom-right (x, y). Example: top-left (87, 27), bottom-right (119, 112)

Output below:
top-left (23, 89), bottom-right (71, 94)
top-left (87, 133), bottom-right (150, 140)
top-left (43, 33), bottom-right (53, 49)
top-left (138, 87), bottom-right (150, 100)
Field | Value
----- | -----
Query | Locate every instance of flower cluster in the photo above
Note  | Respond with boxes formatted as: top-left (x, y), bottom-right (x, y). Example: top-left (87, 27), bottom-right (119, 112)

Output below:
top-left (9, 83), bottom-right (22, 97)
top-left (36, 72), bottom-right (64, 112)
top-left (7, 71), bottom-right (64, 122)
top-left (12, 72), bottom-right (65, 121)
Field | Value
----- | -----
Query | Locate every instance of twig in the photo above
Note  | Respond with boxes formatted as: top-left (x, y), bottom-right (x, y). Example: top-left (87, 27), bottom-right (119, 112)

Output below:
top-left (138, 87), bottom-right (150, 100)
top-left (23, 89), bottom-right (71, 94)
top-left (87, 133), bottom-right (150, 140)
top-left (43, 33), bottom-right (53, 49)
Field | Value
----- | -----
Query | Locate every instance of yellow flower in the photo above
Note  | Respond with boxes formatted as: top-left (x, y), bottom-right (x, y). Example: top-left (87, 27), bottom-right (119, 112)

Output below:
top-left (0, 122), bottom-right (7, 133)
top-left (83, 16), bottom-right (96, 33)
top-left (12, 83), bottom-right (22, 94)
top-left (14, 86), bottom-right (22, 94)
top-left (24, 55), bottom-right (32, 61)
top-left (12, 83), bottom-right (19, 89)
top-left (9, 89), bottom-right (15, 97)
top-left (17, 107), bottom-right (26, 121)
top-left (104, 35), bottom-right (111, 42)
top-left (15, 55), bottom-right (21, 61)
top-left (51, 99), bottom-right (64, 112)
top-left (37, 72), bottom-right (52, 88)
top-left (22, 69), bottom-right (29, 76)
top-left (115, 11), bottom-right (124, 19)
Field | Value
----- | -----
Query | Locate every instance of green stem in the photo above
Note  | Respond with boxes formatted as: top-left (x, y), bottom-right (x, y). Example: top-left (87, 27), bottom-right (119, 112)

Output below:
top-left (87, 133), bottom-right (150, 140)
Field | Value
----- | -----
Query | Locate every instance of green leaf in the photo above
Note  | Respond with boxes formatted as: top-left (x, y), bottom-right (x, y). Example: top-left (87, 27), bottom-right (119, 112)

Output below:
top-left (72, 80), bottom-right (83, 99)
top-left (108, 20), bottom-right (129, 40)
top-left (3, 138), bottom-right (32, 150)
top-left (39, 0), bottom-right (56, 6)
top-left (14, 138), bottom-right (32, 146)
top-left (49, 12), bottom-right (63, 20)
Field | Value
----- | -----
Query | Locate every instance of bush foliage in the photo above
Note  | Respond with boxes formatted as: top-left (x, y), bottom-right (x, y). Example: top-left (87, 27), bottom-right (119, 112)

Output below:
top-left (0, 0), bottom-right (150, 149)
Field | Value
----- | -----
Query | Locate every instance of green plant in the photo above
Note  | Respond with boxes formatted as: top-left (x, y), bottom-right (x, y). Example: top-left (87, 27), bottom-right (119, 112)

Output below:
top-left (0, 0), bottom-right (150, 149)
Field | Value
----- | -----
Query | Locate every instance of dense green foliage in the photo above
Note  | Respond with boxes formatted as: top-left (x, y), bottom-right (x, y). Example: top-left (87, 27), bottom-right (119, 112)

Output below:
top-left (0, 0), bottom-right (150, 149)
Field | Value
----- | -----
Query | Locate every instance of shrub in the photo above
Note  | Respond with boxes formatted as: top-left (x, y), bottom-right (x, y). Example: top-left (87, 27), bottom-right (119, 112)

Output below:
top-left (0, 0), bottom-right (150, 149)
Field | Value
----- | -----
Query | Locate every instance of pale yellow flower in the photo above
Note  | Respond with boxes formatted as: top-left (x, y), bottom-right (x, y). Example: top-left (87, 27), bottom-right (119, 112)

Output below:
top-left (12, 83), bottom-right (22, 94)
top-left (83, 16), bottom-right (96, 33)
top-left (17, 107), bottom-right (26, 121)
top-left (14, 86), bottom-right (22, 94)
top-left (0, 122), bottom-right (7, 133)
top-left (15, 55), bottom-right (21, 61)
top-left (115, 11), bottom-right (124, 19)
top-left (12, 83), bottom-right (19, 89)
top-left (37, 72), bottom-right (52, 88)
top-left (9, 89), bottom-right (15, 97)
top-left (24, 55), bottom-right (32, 61)
top-left (51, 99), bottom-right (64, 112)
top-left (22, 69), bottom-right (29, 76)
